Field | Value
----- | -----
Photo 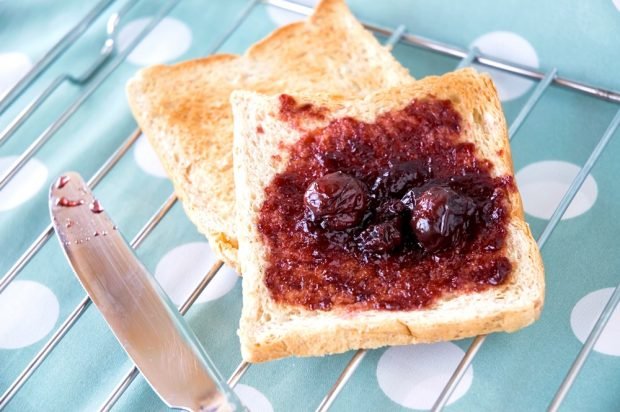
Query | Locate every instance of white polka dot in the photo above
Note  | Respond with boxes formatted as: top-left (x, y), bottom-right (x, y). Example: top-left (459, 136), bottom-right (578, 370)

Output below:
top-left (613, 0), bottom-right (620, 11)
top-left (133, 135), bottom-right (167, 178)
top-left (234, 384), bottom-right (274, 412)
top-left (266, 0), bottom-right (317, 26)
top-left (0, 157), bottom-right (48, 212)
top-left (571, 288), bottom-right (620, 356)
top-left (118, 17), bottom-right (192, 66)
top-left (155, 242), bottom-right (238, 306)
top-left (377, 342), bottom-right (473, 409)
top-left (0, 280), bottom-right (60, 349)
top-left (0, 52), bottom-right (32, 95)
top-left (471, 32), bottom-right (539, 101)
top-left (516, 161), bottom-right (597, 220)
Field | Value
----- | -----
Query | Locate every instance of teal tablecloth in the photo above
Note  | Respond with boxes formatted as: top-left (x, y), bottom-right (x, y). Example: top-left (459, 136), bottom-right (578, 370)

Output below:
top-left (1, 0), bottom-right (619, 411)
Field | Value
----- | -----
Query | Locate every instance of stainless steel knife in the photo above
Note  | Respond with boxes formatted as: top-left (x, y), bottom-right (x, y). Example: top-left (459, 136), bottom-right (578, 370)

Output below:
top-left (49, 171), bottom-right (245, 412)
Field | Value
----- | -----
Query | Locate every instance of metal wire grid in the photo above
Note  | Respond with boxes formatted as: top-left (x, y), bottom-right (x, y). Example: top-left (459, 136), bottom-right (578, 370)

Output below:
top-left (1, 0), bottom-right (619, 410)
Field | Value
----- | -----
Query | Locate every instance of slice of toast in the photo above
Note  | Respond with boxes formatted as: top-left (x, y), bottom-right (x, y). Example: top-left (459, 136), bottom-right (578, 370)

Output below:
top-left (126, 0), bottom-right (414, 271)
top-left (232, 68), bottom-right (545, 362)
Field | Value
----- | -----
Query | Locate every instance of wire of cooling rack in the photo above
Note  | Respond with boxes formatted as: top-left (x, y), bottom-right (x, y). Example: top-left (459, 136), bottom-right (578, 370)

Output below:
top-left (0, 0), bottom-right (184, 292)
top-left (456, 47), bottom-right (479, 69)
top-left (548, 282), bottom-right (620, 411)
top-left (0, 0), bottom-right (116, 115)
top-left (0, 0), bottom-right (179, 190)
top-left (267, 0), bottom-right (620, 103)
top-left (0, 0), bottom-right (181, 191)
top-left (0, 0), bottom-right (260, 406)
top-left (0, 0), bottom-right (139, 147)
top-left (2, 0), bottom-right (620, 411)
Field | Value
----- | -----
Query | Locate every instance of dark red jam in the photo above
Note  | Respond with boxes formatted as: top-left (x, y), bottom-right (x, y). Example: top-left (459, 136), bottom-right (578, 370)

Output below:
top-left (258, 97), bottom-right (515, 311)
top-left (279, 94), bottom-right (326, 125)
top-left (90, 199), bottom-right (104, 214)
top-left (56, 197), bottom-right (84, 207)
top-left (55, 175), bottom-right (70, 189)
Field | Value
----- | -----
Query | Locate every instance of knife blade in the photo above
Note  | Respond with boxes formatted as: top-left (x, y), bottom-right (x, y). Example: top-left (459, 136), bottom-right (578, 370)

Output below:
top-left (49, 172), bottom-right (245, 412)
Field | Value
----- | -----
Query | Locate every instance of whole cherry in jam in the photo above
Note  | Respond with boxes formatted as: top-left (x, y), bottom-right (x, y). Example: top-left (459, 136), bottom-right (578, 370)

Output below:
top-left (407, 186), bottom-right (476, 252)
top-left (371, 160), bottom-right (429, 198)
top-left (304, 171), bottom-right (368, 230)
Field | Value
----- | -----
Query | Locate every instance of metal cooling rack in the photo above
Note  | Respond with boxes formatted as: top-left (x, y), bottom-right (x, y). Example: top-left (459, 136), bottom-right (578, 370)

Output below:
top-left (1, 0), bottom-right (619, 410)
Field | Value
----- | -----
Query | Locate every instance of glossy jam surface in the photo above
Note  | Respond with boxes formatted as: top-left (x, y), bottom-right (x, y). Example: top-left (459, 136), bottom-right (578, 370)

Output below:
top-left (55, 175), bottom-right (70, 189)
top-left (258, 97), bottom-right (514, 311)
top-left (90, 199), bottom-right (104, 214)
top-left (56, 197), bottom-right (84, 207)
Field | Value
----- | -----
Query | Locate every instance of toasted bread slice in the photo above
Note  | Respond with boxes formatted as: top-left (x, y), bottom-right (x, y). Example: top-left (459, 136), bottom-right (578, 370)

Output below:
top-left (232, 68), bottom-right (545, 362)
top-left (126, 0), bottom-right (413, 271)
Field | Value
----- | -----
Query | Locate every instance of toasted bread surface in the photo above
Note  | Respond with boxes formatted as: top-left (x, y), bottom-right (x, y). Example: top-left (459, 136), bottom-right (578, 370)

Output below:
top-left (126, 0), bottom-right (414, 270)
top-left (232, 68), bottom-right (545, 362)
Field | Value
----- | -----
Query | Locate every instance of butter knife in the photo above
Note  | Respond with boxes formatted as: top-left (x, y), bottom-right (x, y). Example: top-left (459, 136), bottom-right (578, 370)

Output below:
top-left (49, 172), bottom-right (245, 412)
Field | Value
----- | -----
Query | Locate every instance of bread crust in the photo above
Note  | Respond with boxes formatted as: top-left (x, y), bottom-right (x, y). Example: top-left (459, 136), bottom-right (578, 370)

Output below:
top-left (125, 0), bottom-right (413, 271)
top-left (232, 68), bottom-right (545, 362)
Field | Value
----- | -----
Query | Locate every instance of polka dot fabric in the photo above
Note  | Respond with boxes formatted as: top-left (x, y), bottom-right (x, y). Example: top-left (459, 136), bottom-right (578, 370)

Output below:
top-left (154, 242), bottom-right (238, 305)
top-left (234, 384), bottom-right (275, 412)
top-left (376, 343), bottom-right (473, 409)
top-left (1, 0), bottom-right (619, 411)
top-left (571, 288), bottom-right (620, 357)
top-left (117, 17), bottom-right (193, 66)
top-left (133, 135), bottom-right (168, 178)
top-left (0, 281), bottom-right (59, 349)
top-left (471, 32), bottom-right (539, 101)
top-left (516, 161), bottom-right (598, 220)
top-left (0, 157), bottom-right (48, 211)
top-left (0, 52), bottom-right (32, 96)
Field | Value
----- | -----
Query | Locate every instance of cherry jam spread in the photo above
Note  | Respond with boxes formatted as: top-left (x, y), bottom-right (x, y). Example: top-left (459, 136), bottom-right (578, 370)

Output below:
top-left (258, 96), bottom-right (515, 311)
